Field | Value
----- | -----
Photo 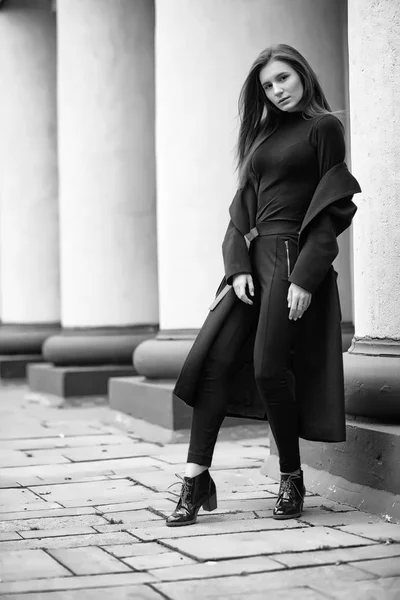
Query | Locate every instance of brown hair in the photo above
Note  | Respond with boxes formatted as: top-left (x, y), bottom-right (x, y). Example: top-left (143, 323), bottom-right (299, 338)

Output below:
top-left (236, 44), bottom-right (334, 187)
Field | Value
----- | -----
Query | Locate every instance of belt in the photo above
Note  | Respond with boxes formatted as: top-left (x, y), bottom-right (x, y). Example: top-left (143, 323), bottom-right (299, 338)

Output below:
top-left (245, 220), bottom-right (301, 242)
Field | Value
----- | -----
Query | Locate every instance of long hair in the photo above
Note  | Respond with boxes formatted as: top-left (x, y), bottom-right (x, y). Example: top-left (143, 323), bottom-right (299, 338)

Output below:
top-left (237, 44), bottom-right (334, 187)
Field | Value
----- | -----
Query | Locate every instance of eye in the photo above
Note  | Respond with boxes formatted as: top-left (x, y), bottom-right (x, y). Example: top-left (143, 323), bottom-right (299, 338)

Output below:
top-left (279, 74), bottom-right (288, 82)
top-left (263, 83), bottom-right (272, 90)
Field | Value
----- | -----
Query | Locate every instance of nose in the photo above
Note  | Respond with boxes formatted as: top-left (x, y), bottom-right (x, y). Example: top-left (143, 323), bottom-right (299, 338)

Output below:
top-left (273, 83), bottom-right (283, 97)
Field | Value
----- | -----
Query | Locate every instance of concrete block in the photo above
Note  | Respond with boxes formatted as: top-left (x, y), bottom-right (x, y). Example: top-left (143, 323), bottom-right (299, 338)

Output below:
top-left (28, 363), bottom-right (135, 398)
top-left (0, 356), bottom-right (43, 380)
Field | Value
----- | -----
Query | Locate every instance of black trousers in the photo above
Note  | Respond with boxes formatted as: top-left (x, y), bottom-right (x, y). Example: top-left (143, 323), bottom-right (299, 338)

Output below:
top-left (187, 226), bottom-right (303, 473)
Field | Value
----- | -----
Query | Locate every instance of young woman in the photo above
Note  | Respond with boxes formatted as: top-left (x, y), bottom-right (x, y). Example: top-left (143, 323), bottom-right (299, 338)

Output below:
top-left (166, 44), bottom-right (361, 526)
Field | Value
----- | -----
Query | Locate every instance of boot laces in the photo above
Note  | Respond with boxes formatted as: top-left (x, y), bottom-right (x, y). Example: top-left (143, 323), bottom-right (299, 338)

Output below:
top-left (279, 475), bottom-right (301, 502)
top-left (167, 473), bottom-right (193, 504)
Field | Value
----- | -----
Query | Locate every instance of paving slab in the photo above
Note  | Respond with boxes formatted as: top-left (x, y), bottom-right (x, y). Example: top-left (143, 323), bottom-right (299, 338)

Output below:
top-left (0, 488), bottom-right (51, 509)
top-left (55, 442), bottom-right (162, 463)
top-left (95, 498), bottom-right (176, 514)
top-left (0, 514), bottom-right (108, 532)
top-left (28, 478), bottom-right (136, 501)
top-left (272, 541), bottom-right (400, 567)
top-left (0, 502), bottom-right (63, 513)
top-left (337, 522), bottom-right (400, 542)
top-left (1, 457), bottom-right (161, 481)
top-left (100, 509), bottom-right (165, 524)
top-left (124, 551), bottom-right (196, 571)
top-left (19, 474), bottom-right (115, 486)
top-left (0, 584), bottom-right (163, 600)
top-left (149, 554), bottom-right (284, 582)
top-left (0, 451), bottom-right (71, 468)
top-left (0, 549), bottom-right (71, 581)
top-left (0, 571), bottom-right (156, 594)
top-left (19, 526), bottom-right (97, 539)
top-left (0, 507), bottom-right (99, 521)
top-left (351, 556), bottom-right (400, 577)
top-left (158, 526), bottom-right (377, 560)
top-left (106, 542), bottom-right (175, 558)
top-left (0, 532), bottom-right (23, 541)
top-left (48, 546), bottom-right (132, 575)
top-left (153, 564), bottom-right (373, 599)
top-left (296, 509), bottom-right (383, 527)
top-left (129, 516), bottom-right (307, 541)
top-left (128, 512), bottom-right (259, 531)
top-left (0, 479), bottom-right (22, 488)
top-left (311, 576), bottom-right (400, 599)
top-left (0, 531), bottom-right (137, 551)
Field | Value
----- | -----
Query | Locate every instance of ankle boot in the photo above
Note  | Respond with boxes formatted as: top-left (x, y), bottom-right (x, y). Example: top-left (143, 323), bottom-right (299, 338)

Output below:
top-left (165, 469), bottom-right (217, 527)
top-left (272, 470), bottom-right (306, 520)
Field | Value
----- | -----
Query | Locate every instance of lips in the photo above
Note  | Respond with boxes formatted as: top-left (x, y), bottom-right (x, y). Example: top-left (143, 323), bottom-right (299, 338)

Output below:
top-left (278, 97), bottom-right (290, 104)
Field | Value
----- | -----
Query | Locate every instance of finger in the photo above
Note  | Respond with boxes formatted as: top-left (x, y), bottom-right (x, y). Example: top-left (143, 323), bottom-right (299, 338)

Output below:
top-left (289, 299), bottom-right (298, 320)
top-left (240, 293), bottom-right (253, 305)
top-left (287, 287), bottom-right (292, 308)
top-left (247, 276), bottom-right (255, 297)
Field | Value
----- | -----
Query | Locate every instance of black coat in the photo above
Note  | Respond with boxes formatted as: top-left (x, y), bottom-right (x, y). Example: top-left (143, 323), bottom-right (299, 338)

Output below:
top-left (174, 162), bottom-right (361, 442)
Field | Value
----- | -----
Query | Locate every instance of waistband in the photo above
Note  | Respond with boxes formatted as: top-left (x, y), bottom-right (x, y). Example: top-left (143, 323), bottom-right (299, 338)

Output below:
top-left (245, 220), bottom-right (301, 242)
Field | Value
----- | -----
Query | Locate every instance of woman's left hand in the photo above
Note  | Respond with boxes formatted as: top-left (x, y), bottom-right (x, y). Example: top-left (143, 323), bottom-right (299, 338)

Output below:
top-left (287, 283), bottom-right (312, 320)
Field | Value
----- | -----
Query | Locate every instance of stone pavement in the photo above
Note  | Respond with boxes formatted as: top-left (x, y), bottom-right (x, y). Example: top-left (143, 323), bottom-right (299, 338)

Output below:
top-left (0, 384), bottom-right (399, 599)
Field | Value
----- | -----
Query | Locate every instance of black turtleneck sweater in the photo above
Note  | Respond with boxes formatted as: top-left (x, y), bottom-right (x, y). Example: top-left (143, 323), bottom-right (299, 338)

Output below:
top-left (251, 113), bottom-right (346, 224)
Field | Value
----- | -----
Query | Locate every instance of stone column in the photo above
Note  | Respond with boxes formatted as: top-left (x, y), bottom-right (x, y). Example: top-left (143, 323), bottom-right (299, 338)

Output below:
top-left (0, 0), bottom-right (60, 379)
top-left (29, 0), bottom-right (159, 399)
top-left (110, 0), bottom-right (352, 429)
top-left (344, 0), bottom-right (400, 420)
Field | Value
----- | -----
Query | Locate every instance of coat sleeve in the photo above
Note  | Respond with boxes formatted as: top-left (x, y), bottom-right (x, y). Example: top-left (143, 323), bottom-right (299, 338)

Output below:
top-left (289, 117), bottom-right (349, 294)
top-left (288, 211), bottom-right (338, 294)
top-left (222, 219), bottom-right (252, 285)
top-left (310, 114), bottom-right (346, 177)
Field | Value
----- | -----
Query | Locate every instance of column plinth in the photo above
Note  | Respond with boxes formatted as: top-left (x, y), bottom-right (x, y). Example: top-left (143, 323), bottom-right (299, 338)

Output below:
top-left (344, 341), bottom-right (400, 421)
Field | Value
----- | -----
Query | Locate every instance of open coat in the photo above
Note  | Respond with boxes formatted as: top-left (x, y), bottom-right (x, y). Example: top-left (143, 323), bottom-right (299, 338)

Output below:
top-left (173, 161), bottom-right (361, 442)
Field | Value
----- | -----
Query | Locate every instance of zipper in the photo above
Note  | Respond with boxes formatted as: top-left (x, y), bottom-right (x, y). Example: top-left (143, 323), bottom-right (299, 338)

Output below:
top-left (285, 241), bottom-right (291, 278)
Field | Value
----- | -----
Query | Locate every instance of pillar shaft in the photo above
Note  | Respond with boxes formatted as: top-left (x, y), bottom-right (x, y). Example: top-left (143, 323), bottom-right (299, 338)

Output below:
top-left (57, 0), bottom-right (158, 328)
top-left (342, 0), bottom-right (400, 420)
top-left (0, 0), bottom-right (59, 324)
top-left (348, 0), bottom-right (400, 342)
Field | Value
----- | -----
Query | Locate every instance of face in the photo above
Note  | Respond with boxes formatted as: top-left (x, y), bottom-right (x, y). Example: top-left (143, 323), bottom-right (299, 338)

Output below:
top-left (259, 59), bottom-right (304, 112)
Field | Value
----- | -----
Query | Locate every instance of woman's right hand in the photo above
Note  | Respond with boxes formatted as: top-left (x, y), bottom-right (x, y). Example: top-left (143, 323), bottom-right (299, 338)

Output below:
top-left (232, 273), bottom-right (254, 305)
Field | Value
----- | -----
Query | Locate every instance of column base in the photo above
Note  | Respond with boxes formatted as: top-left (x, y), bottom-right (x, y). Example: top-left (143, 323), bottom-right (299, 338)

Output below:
top-left (28, 363), bottom-right (136, 399)
top-left (344, 338), bottom-right (400, 420)
top-left (28, 325), bottom-right (157, 399)
top-left (0, 323), bottom-right (60, 380)
top-left (262, 419), bottom-right (400, 521)
top-left (0, 355), bottom-right (43, 380)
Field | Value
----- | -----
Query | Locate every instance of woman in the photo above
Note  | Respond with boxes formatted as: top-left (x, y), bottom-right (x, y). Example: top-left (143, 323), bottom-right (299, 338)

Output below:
top-left (166, 44), bottom-right (361, 526)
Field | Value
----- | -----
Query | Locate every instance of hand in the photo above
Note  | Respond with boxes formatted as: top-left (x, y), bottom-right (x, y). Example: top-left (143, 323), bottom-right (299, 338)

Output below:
top-left (232, 273), bottom-right (254, 305)
top-left (287, 283), bottom-right (312, 320)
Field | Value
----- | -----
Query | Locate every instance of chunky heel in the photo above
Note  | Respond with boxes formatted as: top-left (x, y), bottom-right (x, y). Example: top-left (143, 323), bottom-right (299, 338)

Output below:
top-left (203, 491), bottom-right (217, 512)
